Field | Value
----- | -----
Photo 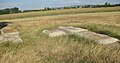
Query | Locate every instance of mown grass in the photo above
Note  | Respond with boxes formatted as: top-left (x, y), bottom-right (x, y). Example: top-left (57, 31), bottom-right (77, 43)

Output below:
top-left (0, 6), bottom-right (120, 20)
top-left (0, 9), bottom-right (120, 63)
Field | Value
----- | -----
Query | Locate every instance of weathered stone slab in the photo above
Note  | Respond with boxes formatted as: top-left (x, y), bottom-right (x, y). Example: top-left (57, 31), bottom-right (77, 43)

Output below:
top-left (43, 30), bottom-right (66, 37)
top-left (0, 27), bottom-right (22, 43)
top-left (43, 26), bottom-right (120, 45)
top-left (1, 27), bottom-right (18, 34)
top-left (76, 31), bottom-right (119, 44)
top-left (59, 26), bottom-right (119, 45)
top-left (2, 35), bottom-right (22, 43)
top-left (59, 26), bottom-right (88, 33)
top-left (0, 36), bottom-right (4, 43)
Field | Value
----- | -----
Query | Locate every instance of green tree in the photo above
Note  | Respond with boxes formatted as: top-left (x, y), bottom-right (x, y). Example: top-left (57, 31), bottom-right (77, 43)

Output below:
top-left (10, 7), bottom-right (21, 13)
top-left (105, 2), bottom-right (108, 5)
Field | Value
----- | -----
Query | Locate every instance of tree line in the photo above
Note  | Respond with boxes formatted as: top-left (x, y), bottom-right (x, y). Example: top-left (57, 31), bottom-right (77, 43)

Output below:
top-left (0, 7), bottom-right (21, 15)
top-left (23, 3), bottom-right (120, 12)
top-left (0, 3), bottom-right (120, 15)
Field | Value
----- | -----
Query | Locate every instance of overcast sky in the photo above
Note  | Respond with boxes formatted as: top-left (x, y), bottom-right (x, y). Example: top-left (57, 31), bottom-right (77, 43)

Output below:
top-left (0, 0), bottom-right (120, 10)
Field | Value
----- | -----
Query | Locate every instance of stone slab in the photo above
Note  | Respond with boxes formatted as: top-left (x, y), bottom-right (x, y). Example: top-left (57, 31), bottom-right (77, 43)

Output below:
top-left (0, 26), bottom-right (22, 43)
top-left (2, 35), bottom-right (22, 43)
top-left (59, 26), bottom-right (88, 33)
top-left (59, 26), bottom-right (119, 45)
top-left (1, 27), bottom-right (17, 34)
top-left (43, 26), bottom-right (120, 45)
top-left (76, 31), bottom-right (119, 44)
top-left (43, 30), bottom-right (66, 37)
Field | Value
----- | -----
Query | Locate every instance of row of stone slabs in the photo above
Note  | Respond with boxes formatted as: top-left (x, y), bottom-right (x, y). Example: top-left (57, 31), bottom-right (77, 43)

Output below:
top-left (0, 26), bottom-right (22, 43)
top-left (43, 26), bottom-right (120, 45)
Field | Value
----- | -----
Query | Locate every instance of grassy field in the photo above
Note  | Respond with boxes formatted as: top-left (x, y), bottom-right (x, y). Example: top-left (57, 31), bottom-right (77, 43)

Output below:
top-left (0, 6), bottom-right (120, 20)
top-left (0, 7), bottom-right (120, 63)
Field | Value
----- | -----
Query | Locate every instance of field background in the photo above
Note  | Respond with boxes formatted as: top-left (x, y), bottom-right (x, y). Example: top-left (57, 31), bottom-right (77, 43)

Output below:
top-left (0, 7), bottom-right (120, 63)
top-left (0, 6), bottom-right (120, 20)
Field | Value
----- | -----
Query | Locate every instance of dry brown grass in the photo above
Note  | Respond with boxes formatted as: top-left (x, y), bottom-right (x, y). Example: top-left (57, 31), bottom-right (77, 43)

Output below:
top-left (0, 9), bottom-right (120, 63)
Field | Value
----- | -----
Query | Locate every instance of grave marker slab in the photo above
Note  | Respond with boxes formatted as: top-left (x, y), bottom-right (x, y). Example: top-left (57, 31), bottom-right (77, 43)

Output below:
top-left (59, 26), bottom-right (119, 45)
top-left (77, 31), bottom-right (119, 44)
top-left (59, 26), bottom-right (88, 33)
top-left (43, 30), bottom-right (66, 37)
top-left (0, 26), bottom-right (22, 43)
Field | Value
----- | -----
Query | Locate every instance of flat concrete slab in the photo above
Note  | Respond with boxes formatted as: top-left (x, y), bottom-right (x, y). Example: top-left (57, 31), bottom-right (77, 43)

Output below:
top-left (59, 26), bottom-right (88, 33)
top-left (43, 26), bottom-right (120, 45)
top-left (0, 36), bottom-right (4, 43)
top-left (1, 27), bottom-right (18, 34)
top-left (2, 35), bottom-right (22, 43)
top-left (43, 30), bottom-right (66, 37)
top-left (77, 31), bottom-right (119, 44)
top-left (0, 26), bottom-right (22, 43)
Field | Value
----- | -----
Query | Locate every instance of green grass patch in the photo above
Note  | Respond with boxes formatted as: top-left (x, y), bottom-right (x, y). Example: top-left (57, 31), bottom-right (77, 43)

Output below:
top-left (68, 34), bottom-right (97, 45)
top-left (78, 23), bottom-right (120, 40)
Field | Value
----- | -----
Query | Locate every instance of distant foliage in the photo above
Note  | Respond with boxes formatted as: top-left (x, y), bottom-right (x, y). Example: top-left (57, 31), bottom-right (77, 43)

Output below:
top-left (0, 7), bottom-right (21, 15)
top-left (0, 3), bottom-right (120, 15)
